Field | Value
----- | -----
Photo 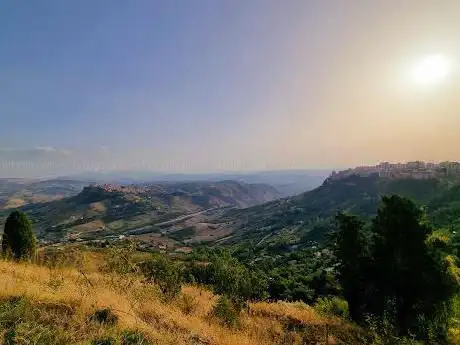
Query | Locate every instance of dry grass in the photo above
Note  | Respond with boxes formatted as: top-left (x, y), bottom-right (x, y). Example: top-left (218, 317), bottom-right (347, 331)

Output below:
top-left (4, 194), bottom-right (64, 209)
top-left (0, 259), bottom-right (360, 345)
top-left (250, 301), bottom-right (332, 326)
top-left (89, 202), bottom-right (107, 213)
top-left (4, 197), bottom-right (27, 209)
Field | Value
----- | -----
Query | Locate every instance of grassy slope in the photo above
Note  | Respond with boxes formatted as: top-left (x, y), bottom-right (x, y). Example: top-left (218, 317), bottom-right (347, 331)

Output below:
top-left (0, 256), bottom-right (361, 345)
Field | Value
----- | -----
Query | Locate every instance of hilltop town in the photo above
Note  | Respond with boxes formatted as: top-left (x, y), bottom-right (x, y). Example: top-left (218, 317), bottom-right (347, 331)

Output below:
top-left (328, 161), bottom-right (460, 181)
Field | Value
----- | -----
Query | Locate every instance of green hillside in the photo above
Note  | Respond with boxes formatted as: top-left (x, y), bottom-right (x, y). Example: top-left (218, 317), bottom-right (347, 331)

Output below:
top-left (218, 173), bottom-right (460, 246)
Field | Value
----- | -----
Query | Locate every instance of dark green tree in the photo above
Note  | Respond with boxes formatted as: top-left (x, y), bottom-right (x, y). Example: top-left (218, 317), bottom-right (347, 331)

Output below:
top-left (336, 195), bottom-right (458, 342)
top-left (371, 196), bottom-right (457, 341)
top-left (334, 212), bottom-right (370, 322)
top-left (2, 211), bottom-right (36, 260)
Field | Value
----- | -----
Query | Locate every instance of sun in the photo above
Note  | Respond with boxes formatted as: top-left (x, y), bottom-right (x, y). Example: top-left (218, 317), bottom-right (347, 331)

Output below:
top-left (412, 54), bottom-right (451, 85)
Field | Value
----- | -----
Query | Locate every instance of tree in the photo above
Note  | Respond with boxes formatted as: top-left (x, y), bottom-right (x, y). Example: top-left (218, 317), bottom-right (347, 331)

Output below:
top-left (334, 212), bottom-right (370, 322)
top-left (335, 196), bottom-right (459, 342)
top-left (370, 196), bottom-right (457, 341)
top-left (2, 211), bottom-right (36, 260)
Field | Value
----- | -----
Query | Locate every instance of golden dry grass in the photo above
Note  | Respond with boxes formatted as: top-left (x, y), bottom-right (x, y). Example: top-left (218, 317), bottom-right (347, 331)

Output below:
top-left (250, 301), bottom-right (330, 326)
top-left (4, 197), bottom-right (27, 209)
top-left (4, 194), bottom-right (64, 209)
top-left (89, 202), bottom-right (107, 213)
top-left (0, 258), bottom-right (354, 345)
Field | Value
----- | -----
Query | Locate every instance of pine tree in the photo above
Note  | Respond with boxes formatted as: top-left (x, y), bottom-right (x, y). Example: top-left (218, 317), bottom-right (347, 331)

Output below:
top-left (335, 196), bottom-right (459, 342)
top-left (2, 210), bottom-right (36, 260)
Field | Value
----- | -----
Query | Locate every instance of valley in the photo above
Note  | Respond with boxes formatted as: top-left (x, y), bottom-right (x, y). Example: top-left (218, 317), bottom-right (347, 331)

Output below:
top-left (0, 179), bottom-right (281, 251)
top-left (3, 162), bottom-right (460, 256)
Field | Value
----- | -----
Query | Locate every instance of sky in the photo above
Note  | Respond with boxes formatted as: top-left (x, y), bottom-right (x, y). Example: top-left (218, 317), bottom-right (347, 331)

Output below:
top-left (1, 0), bottom-right (459, 177)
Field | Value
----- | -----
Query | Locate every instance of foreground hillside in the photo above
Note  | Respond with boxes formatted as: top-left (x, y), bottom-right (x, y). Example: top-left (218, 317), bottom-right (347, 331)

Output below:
top-left (0, 256), bottom-right (362, 345)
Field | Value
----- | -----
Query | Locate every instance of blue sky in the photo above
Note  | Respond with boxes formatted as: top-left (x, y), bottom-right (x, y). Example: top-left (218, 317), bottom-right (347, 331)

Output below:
top-left (1, 1), bottom-right (459, 177)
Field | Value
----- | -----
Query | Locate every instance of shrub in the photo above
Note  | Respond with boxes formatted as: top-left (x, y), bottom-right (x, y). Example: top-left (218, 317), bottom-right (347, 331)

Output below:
top-left (2, 211), bottom-right (36, 260)
top-left (315, 297), bottom-right (349, 319)
top-left (90, 308), bottom-right (118, 326)
top-left (139, 255), bottom-right (182, 301)
top-left (103, 242), bottom-right (138, 275)
top-left (39, 247), bottom-right (86, 270)
top-left (177, 294), bottom-right (198, 315)
top-left (210, 296), bottom-right (241, 328)
top-left (121, 330), bottom-right (151, 345)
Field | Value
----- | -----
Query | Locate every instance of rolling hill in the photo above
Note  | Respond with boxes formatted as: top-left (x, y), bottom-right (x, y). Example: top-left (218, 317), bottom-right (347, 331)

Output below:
top-left (0, 180), bottom-right (281, 244)
top-left (0, 178), bottom-right (90, 210)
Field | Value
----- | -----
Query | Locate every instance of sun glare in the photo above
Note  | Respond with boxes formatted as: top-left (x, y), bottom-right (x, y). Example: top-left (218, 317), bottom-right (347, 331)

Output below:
top-left (412, 54), bottom-right (451, 86)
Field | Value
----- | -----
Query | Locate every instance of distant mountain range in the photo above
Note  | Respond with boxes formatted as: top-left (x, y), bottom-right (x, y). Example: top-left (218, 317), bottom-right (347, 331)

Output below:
top-left (0, 169), bottom-right (329, 211)
top-left (62, 169), bottom-right (331, 197)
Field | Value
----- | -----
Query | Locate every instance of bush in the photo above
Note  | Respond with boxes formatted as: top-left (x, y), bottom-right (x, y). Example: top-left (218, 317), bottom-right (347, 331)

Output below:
top-left (177, 294), bottom-right (198, 315)
top-left (103, 242), bottom-right (138, 275)
top-left (315, 297), bottom-right (349, 319)
top-left (90, 308), bottom-right (118, 326)
top-left (210, 296), bottom-right (241, 328)
top-left (39, 247), bottom-right (86, 270)
top-left (121, 330), bottom-right (151, 345)
top-left (139, 255), bottom-right (182, 301)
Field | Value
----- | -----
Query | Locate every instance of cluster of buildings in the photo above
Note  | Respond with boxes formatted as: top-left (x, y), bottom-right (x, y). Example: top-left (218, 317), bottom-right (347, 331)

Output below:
top-left (94, 184), bottom-right (149, 194)
top-left (328, 161), bottom-right (460, 180)
top-left (92, 183), bottom-right (167, 196)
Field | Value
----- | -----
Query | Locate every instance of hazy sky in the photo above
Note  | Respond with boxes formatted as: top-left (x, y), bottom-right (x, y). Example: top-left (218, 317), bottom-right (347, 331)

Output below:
top-left (1, 1), bottom-right (459, 177)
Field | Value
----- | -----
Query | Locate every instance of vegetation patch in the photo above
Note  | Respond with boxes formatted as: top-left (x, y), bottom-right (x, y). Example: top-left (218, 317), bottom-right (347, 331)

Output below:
top-left (168, 226), bottom-right (197, 241)
top-left (90, 308), bottom-right (119, 326)
top-left (121, 330), bottom-right (152, 345)
top-left (315, 296), bottom-right (349, 319)
top-left (210, 296), bottom-right (241, 328)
